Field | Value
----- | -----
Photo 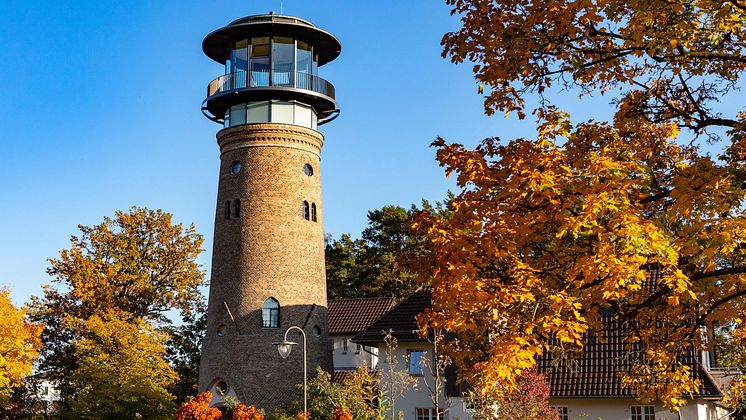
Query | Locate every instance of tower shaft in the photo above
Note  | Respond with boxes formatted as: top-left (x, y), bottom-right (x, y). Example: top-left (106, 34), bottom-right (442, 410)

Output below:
top-left (199, 123), bottom-right (329, 410)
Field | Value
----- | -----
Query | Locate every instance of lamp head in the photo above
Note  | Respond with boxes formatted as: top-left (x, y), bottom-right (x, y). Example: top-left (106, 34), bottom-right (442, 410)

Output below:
top-left (274, 340), bottom-right (298, 359)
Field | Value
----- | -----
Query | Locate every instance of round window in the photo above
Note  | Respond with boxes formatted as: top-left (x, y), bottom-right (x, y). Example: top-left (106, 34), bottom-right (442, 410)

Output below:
top-left (303, 164), bottom-right (314, 176)
top-left (230, 161), bottom-right (242, 175)
top-left (312, 325), bottom-right (322, 337)
top-left (217, 324), bottom-right (227, 337)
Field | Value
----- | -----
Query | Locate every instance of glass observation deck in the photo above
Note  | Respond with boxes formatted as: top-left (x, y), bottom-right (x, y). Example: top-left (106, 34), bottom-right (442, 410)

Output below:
top-left (207, 70), bottom-right (335, 99)
top-left (202, 32), bottom-right (339, 126)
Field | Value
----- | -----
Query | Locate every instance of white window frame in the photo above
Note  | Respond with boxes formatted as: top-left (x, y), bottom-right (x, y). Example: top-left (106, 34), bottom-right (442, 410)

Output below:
top-left (415, 408), bottom-right (443, 420)
top-left (631, 405), bottom-right (655, 420)
top-left (551, 406), bottom-right (569, 420)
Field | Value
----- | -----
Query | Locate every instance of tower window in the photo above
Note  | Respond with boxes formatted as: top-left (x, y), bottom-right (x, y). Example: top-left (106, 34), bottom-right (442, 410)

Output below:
top-left (311, 203), bottom-right (317, 222)
top-left (224, 201), bottom-right (231, 220)
top-left (303, 164), bottom-right (314, 176)
top-left (230, 161), bottom-right (242, 175)
top-left (233, 199), bottom-right (241, 218)
top-left (262, 298), bottom-right (280, 328)
top-left (303, 201), bottom-right (310, 220)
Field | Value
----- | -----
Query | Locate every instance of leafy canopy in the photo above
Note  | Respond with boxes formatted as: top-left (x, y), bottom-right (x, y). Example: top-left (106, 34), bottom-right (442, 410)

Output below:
top-left (28, 207), bottom-right (206, 408)
top-left (417, 0), bottom-right (746, 410)
top-left (0, 289), bottom-right (41, 407)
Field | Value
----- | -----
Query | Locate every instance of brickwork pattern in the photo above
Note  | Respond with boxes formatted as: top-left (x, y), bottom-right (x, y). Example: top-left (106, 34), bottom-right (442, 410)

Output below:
top-left (199, 123), bottom-right (331, 412)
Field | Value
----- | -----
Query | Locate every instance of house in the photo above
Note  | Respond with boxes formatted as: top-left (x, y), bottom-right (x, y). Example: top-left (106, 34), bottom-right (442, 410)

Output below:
top-left (328, 297), bottom-right (396, 380)
top-left (345, 287), bottom-right (734, 420)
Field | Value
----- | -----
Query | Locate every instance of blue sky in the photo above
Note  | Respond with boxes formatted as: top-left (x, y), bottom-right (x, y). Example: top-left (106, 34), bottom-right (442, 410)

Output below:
top-left (0, 0), bottom-right (634, 305)
top-left (0, 0), bottom-right (489, 304)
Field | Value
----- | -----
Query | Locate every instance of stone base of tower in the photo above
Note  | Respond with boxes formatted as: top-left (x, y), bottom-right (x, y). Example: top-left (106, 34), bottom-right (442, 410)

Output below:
top-left (198, 123), bottom-right (332, 412)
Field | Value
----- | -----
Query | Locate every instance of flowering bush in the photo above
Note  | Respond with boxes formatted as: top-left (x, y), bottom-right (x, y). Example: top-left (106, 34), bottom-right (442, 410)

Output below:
top-left (333, 405), bottom-right (352, 420)
top-left (232, 403), bottom-right (264, 420)
top-left (176, 391), bottom-right (222, 420)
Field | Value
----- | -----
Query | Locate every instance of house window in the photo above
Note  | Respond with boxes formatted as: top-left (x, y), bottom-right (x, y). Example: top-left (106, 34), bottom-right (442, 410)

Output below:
top-left (552, 406), bottom-right (569, 420)
top-left (408, 350), bottom-right (425, 375)
top-left (355, 343), bottom-right (362, 354)
top-left (262, 298), bottom-right (279, 328)
top-left (311, 203), bottom-right (317, 222)
top-left (631, 405), bottom-right (655, 420)
top-left (415, 408), bottom-right (443, 420)
top-left (302, 201), bottom-right (310, 220)
top-left (342, 339), bottom-right (349, 353)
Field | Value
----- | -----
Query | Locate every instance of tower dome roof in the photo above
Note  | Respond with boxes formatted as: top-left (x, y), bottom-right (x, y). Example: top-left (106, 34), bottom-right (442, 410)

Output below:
top-left (202, 13), bottom-right (342, 66)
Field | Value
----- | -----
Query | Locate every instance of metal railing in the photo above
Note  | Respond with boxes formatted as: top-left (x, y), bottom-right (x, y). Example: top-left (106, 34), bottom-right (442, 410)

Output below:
top-left (207, 71), bottom-right (335, 99)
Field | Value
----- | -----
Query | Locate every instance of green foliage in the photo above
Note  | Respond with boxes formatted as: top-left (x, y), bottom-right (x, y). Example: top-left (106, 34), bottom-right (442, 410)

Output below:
top-left (65, 312), bottom-right (177, 419)
top-left (27, 207), bottom-right (206, 411)
top-left (326, 201), bottom-right (450, 300)
top-left (269, 367), bottom-right (379, 420)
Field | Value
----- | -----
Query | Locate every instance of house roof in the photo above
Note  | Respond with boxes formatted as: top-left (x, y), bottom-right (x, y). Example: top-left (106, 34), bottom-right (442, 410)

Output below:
top-left (351, 287), bottom-right (431, 344)
top-left (327, 297), bottom-right (396, 335)
top-left (537, 313), bottom-right (722, 398)
top-left (351, 285), bottom-right (722, 399)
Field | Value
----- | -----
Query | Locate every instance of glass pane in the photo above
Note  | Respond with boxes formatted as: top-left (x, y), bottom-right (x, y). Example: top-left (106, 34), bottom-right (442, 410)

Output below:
top-left (271, 101), bottom-right (294, 124)
top-left (224, 110), bottom-right (230, 128)
top-left (250, 37), bottom-right (270, 86)
top-left (297, 41), bottom-right (313, 90)
top-left (230, 104), bottom-right (246, 126)
top-left (234, 39), bottom-right (248, 89)
top-left (272, 36), bottom-right (294, 87)
top-left (247, 101), bottom-right (269, 123)
top-left (294, 103), bottom-right (312, 128)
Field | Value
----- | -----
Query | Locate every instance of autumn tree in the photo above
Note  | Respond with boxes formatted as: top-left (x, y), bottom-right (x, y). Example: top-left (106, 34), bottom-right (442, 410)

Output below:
top-left (0, 289), bottom-right (41, 408)
top-left (65, 312), bottom-right (178, 418)
top-left (28, 207), bottom-right (205, 404)
top-left (416, 0), bottom-right (746, 410)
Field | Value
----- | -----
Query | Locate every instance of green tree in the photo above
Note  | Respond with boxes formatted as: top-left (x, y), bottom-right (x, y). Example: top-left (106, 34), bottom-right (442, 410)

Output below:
top-left (65, 312), bottom-right (177, 419)
top-left (28, 207), bottom-right (205, 406)
top-left (326, 202), bottom-right (449, 300)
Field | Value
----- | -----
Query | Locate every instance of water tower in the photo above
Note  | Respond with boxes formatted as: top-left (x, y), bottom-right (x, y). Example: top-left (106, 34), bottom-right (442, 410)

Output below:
top-left (198, 13), bottom-right (341, 410)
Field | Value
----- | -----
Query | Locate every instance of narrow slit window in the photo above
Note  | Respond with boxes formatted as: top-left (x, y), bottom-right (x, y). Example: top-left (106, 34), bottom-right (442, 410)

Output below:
top-left (224, 201), bottom-right (231, 220)
top-left (311, 203), bottom-right (317, 222)
top-left (233, 199), bottom-right (241, 218)
top-left (262, 298), bottom-right (280, 328)
top-left (303, 201), bottom-right (310, 220)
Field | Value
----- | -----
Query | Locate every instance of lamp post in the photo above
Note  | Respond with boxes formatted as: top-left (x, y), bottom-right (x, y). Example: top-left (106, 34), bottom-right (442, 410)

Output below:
top-left (274, 326), bottom-right (307, 415)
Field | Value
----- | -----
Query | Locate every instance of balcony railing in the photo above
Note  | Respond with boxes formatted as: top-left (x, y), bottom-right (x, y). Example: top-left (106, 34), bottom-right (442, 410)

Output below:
top-left (207, 70), bottom-right (335, 100)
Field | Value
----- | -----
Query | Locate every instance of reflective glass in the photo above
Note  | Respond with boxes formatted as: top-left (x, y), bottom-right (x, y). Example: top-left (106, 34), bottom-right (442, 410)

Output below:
top-left (250, 37), bottom-right (270, 86)
top-left (272, 37), bottom-right (294, 87)
top-left (230, 104), bottom-right (246, 126)
top-left (295, 103), bottom-right (313, 127)
top-left (233, 39), bottom-right (248, 89)
top-left (247, 101), bottom-right (269, 123)
top-left (297, 41), bottom-right (313, 90)
top-left (271, 101), bottom-right (294, 124)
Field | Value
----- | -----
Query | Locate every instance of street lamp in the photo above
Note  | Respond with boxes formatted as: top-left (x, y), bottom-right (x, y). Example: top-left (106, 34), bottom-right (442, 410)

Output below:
top-left (274, 326), bottom-right (307, 415)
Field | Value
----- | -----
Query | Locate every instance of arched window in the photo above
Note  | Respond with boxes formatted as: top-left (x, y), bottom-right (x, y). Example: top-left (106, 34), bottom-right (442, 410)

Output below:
top-left (262, 298), bottom-right (280, 328)
top-left (302, 201), bottom-right (310, 220)
top-left (311, 203), bottom-right (317, 222)
top-left (224, 201), bottom-right (231, 220)
top-left (233, 199), bottom-right (241, 218)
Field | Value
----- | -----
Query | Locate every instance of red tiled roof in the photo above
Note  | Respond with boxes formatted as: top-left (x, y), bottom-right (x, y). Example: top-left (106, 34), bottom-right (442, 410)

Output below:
top-left (328, 297), bottom-right (396, 335)
top-left (331, 369), bottom-right (377, 385)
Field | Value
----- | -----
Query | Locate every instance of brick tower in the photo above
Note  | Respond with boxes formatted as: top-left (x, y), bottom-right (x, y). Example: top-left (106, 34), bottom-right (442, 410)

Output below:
top-left (198, 13), bottom-right (341, 411)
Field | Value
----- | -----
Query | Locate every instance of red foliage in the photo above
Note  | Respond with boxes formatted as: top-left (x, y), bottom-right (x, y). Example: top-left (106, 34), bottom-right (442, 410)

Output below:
top-left (496, 369), bottom-right (558, 420)
top-left (294, 411), bottom-right (310, 420)
top-left (176, 391), bottom-right (222, 420)
top-left (231, 403), bottom-right (264, 420)
top-left (333, 405), bottom-right (352, 420)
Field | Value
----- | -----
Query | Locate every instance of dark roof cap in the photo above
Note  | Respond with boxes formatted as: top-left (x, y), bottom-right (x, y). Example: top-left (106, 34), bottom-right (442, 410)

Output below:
top-left (352, 286), bottom-right (431, 345)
